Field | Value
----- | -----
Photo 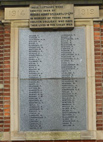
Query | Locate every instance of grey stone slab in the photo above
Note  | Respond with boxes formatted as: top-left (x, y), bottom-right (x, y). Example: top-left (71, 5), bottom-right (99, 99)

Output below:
top-left (19, 27), bottom-right (86, 79)
top-left (20, 79), bottom-right (87, 131)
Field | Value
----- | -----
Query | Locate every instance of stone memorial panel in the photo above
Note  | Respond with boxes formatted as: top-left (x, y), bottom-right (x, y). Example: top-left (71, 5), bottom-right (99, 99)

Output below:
top-left (20, 79), bottom-right (86, 131)
top-left (30, 4), bottom-right (74, 29)
top-left (19, 27), bottom-right (87, 131)
top-left (19, 28), bottom-right (86, 79)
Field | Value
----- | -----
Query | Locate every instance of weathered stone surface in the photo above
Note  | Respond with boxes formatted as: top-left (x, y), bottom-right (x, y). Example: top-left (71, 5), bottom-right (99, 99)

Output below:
top-left (5, 8), bottom-right (29, 20)
top-left (74, 6), bottom-right (99, 18)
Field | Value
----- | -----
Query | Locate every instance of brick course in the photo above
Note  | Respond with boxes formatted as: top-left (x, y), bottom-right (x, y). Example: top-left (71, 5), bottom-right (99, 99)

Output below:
top-left (0, 24), bottom-right (10, 132)
top-left (94, 22), bottom-right (103, 131)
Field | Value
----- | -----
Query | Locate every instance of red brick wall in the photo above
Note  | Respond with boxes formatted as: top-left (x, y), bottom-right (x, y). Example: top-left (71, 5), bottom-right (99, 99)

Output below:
top-left (94, 22), bottom-right (103, 130)
top-left (0, 22), bottom-right (103, 141)
top-left (0, 24), bottom-right (10, 132)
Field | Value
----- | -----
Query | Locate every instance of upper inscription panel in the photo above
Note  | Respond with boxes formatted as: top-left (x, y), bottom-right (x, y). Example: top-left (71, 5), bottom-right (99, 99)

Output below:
top-left (30, 4), bottom-right (74, 29)
top-left (19, 28), bottom-right (86, 79)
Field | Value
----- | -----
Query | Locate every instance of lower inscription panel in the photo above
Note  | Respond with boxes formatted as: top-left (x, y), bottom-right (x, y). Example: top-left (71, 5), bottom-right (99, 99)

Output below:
top-left (20, 79), bottom-right (87, 131)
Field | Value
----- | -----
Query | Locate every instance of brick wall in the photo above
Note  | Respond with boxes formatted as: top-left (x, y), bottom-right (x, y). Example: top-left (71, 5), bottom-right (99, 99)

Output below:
top-left (94, 22), bottom-right (103, 130)
top-left (0, 24), bottom-right (10, 132)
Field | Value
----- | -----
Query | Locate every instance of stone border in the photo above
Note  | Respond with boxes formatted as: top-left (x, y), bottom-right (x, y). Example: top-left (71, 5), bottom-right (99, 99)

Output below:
top-left (0, 132), bottom-right (10, 141)
top-left (9, 19), bottom-right (96, 140)
top-left (97, 131), bottom-right (103, 139)
top-left (4, 7), bottom-right (99, 20)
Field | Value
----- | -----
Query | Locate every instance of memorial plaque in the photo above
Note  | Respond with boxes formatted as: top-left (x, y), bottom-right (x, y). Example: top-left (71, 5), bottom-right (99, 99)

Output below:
top-left (30, 4), bottom-right (74, 29)
top-left (19, 28), bottom-right (87, 131)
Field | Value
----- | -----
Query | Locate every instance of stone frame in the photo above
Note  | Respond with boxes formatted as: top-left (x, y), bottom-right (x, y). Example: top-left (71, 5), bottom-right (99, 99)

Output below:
top-left (10, 19), bottom-right (96, 140)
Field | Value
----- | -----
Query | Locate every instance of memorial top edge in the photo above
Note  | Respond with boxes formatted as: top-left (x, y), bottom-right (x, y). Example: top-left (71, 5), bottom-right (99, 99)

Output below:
top-left (0, 0), bottom-right (102, 2)
top-left (0, 0), bottom-right (102, 6)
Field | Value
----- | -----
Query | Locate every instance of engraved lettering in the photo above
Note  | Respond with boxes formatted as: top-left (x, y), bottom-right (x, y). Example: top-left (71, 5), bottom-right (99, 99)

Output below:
top-left (81, 9), bottom-right (85, 15)
top-left (30, 4), bottom-right (74, 29)
top-left (90, 9), bottom-right (94, 14)
top-left (20, 28), bottom-right (87, 131)
top-left (74, 6), bottom-right (99, 18)
top-left (9, 10), bottom-right (16, 16)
